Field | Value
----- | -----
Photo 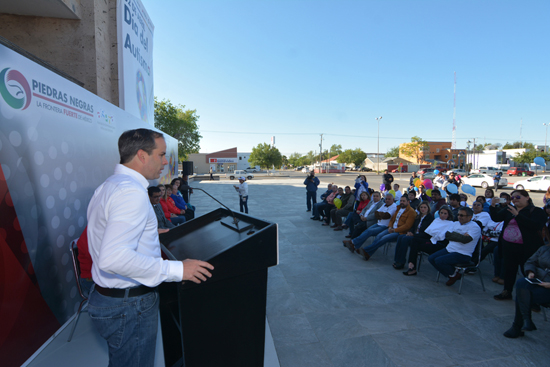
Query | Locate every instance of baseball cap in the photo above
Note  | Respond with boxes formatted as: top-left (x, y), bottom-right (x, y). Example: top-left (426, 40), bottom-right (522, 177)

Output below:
top-left (239, 176), bottom-right (246, 181)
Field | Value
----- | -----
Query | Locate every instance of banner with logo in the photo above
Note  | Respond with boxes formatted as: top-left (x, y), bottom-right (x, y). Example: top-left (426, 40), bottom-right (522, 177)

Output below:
top-left (117, 0), bottom-right (154, 125)
top-left (0, 43), bottom-right (176, 366)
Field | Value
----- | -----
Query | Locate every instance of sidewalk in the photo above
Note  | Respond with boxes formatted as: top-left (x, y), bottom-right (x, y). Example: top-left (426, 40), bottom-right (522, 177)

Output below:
top-left (190, 178), bottom-right (550, 367)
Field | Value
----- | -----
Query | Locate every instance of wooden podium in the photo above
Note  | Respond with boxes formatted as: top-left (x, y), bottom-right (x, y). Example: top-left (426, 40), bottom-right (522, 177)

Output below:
top-left (158, 208), bottom-right (278, 367)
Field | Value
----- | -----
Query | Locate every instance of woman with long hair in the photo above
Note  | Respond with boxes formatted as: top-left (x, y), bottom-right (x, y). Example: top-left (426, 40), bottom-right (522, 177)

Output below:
top-left (490, 189), bottom-right (546, 300)
top-left (160, 184), bottom-right (186, 225)
top-left (392, 201), bottom-right (434, 270)
top-left (400, 205), bottom-right (454, 276)
top-left (543, 186), bottom-right (550, 207)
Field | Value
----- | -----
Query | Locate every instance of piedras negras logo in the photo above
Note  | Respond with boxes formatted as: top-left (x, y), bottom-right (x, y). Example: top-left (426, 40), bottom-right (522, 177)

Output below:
top-left (0, 68), bottom-right (32, 110)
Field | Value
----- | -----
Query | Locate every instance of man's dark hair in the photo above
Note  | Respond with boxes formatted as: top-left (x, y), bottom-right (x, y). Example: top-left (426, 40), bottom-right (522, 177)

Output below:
top-left (449, 194), bottom-right (461, 202)
top-left (499, 192), bottom-right (511, 200)
top-left (431, 189), bottom-right (441, 197)
top-left (170, 178), bottom-right (181, 186)
top-left (147, 186), bottom-right (161, 197)
top-left (458, 206), bottom-right (474, 217)
top-left (118, 128), bottom-right (164, 164)
top-left (401, 194), bottom-right (410, 202)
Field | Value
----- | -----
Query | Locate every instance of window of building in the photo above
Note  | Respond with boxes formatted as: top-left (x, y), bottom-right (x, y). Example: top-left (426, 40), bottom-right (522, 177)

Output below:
top-left (436, 148), bottom-right (440, 153)
top-left (452, 154), bottom-right (457, 159)
top-left (239, 157), bottom-right (242, 160)
top-left (445, 154), bottom-right (448, 159)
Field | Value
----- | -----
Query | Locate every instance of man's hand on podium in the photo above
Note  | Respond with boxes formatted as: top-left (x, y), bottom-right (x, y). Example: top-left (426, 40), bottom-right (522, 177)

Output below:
top-left (182, 259), bottom-right (214, 284)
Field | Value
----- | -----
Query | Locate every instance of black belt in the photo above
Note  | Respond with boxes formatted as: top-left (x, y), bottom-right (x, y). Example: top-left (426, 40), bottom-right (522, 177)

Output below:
top-left (95, 284), bottom-right (156, 298)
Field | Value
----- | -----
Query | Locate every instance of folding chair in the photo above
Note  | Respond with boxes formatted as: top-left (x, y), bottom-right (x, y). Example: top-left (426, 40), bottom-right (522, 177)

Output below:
top-left (436, 237), bottom-right (485, 295)
top-left (67, 238), bottom-right (88, 342)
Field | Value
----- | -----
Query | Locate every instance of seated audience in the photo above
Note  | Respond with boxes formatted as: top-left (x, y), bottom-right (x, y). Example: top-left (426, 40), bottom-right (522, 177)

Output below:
top-left (393, 201), bottom-right (434, 271)
top-left (503, 244), bottom-right (550, 338)
top-left (148, 186), bottom-right (176, 230)
top-left (330, 186), bottom-right (354, 230)
top-left (343, 194), bottom-right (397, 253)
top-left (170, 182), bottom-right (195, 220)
top-left (358, 195), bottom-right (416, 261)
top-left (311, 184), bottom-right (333, 220)
top-left (408, 191), bottom-right (420, 210)
top-left (346, 191), bottom-right (383, 239)
top-left (321, 186), bottom-right (342, 225)
top-left (343, 191), bottom-right (370, 234)
top-left (428, 207), bottom-right (482, 286)
top-left (449, 194), bottom-right (462, 219)
top-left (429, 189), bottom-right (446, 214)
top-left (160, 184), bottom-right (186, 225)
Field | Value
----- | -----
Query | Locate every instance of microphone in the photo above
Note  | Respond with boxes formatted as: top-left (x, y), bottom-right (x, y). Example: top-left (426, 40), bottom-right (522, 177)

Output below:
top-left (189, 187), bottom-right (251, 232)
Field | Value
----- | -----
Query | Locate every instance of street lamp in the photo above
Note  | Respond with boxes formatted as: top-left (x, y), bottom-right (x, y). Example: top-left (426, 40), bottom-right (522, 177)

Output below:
top-left (376, 116), bottom-right (382, 174)
top-left (543, 123), bottom-right (549, 153)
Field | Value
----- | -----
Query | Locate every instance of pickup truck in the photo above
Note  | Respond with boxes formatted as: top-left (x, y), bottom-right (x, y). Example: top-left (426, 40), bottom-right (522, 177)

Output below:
top-left (227, 170), bottom-right (254, 180)
top-left (470, 166), bottom-right (500, 175)
top-left (507, 167), bottom-right (534, 176)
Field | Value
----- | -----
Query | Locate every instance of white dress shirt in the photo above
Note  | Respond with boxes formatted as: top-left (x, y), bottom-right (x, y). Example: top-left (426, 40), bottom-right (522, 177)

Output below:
top-left (87, 164), bottom-right (183, 288)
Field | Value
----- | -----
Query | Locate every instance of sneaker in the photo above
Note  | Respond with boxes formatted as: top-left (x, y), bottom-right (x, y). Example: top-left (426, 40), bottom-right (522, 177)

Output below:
top-left (494, 290), bottom-right (513, 301)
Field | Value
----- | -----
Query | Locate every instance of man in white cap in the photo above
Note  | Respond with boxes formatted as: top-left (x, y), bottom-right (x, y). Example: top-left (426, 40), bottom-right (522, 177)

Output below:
top-left (234, 176), bottom-right (249, 213)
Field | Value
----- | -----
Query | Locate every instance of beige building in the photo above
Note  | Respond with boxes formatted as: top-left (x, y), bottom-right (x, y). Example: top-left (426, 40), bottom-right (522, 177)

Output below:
top-left (0, 0), bottom-right (119, 106)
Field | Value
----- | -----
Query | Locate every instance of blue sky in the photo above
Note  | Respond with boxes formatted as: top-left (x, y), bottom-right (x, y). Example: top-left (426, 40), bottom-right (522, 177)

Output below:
top-left (141, 0), bottom-right (550, 157)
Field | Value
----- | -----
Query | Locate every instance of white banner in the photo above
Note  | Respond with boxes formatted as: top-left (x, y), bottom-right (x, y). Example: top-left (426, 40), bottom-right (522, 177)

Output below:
top-left (0, 43), bottom-right (177, 329)
top-left (117, 0), bottom-right (154, 125)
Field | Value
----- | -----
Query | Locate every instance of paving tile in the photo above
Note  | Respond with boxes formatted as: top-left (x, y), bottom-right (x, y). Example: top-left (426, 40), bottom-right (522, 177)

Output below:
top-left (305, 311), bottom-right (370, 341)
top-left (373, 328), bottom-right (455, 367)
top-left (418, 323), bottom-right (505, 365)
top-left (267, 314), bottom-right (318, 346)
top-left (426, 295), bottom-right (497, 323)
top-left (275, 342), bottom-right (333, 367)
top-left (321, 335), bottom-right (397, 367)
top-left (458, 354), bottom-right (539, 367)
top-left (267, 271), bottom-right (292, 294)
top-left (266, 292), bottom-right (303, 316)
top-left (294, 287), bottom-right (347, 313)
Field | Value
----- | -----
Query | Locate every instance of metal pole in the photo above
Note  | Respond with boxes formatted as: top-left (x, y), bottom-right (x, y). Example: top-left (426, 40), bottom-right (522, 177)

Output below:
top-left (376, 116), bottom-right (382, 174)
top-left (544, 123), bottom-right (549, 153)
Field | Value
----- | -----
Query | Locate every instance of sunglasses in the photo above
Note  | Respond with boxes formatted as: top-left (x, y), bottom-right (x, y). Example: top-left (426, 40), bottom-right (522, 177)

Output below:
top-left (510, 195), bottom-right (523, 200)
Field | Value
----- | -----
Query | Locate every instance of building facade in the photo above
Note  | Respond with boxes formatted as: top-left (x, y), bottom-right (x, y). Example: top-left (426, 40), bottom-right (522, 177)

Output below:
top-left (188, 148), bottom-right (255, 174)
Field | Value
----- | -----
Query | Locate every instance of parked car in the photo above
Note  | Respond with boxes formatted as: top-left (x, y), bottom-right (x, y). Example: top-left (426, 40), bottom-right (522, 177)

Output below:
top-left (302, 167), bottom-right (311, 173)
top-left (471, 166), bottom-right (500, 175)
top-left (244, 168), bottom-right (259, 173)
top-left (361, 167), bottom-right (372, 172)
top-left (227, 170), bottom-right (254, 180)
top-left (513, 176), bottom-right (550, 192)
top-left (421, 172), bottom-right (436, 179)
top-left (507, 167), bottom-right (534, 176)
top-left (461, 174), bottom-right (508, 189)
top-left (447, 169), bottom-right (467, 176)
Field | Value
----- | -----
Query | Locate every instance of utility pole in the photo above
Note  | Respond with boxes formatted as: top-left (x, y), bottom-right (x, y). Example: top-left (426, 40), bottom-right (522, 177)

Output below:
top-left (544, 123), bottom-right (549, 153)
top-left (520, 118), bottom-right (523, 148)
top-left (376, 116), bottom-right (382, 174)
top-left (319, 134), bottom-right (323, 174)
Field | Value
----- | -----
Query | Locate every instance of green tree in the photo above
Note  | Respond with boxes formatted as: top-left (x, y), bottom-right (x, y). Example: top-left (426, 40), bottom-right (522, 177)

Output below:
top-left (400, 136), bottom-right (429, 163)
top-left (305, 150), bottom-right (316, 165)
top-left (502, 141), bottom-right (535, 149)
top-left (385, 146), bottom-right (400, 158)
top-left (512, 150), bottom-right (550, 164)
top-left (337, 148), bottom-right (367, 167)
top-left (288, 152), bottom-right (302, 166)
top-left (249, 143), bottom-right (283, 168)
top-left (282, 155), bottom-right (289, 166)
top-left (329, 144), bottom-right (343, 157)
top-left (154, 97), bottom-right (201, 160)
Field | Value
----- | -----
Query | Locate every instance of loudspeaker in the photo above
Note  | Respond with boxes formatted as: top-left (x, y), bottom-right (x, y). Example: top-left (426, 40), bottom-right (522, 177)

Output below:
top-left (181, 161), bottom-right (194, 176)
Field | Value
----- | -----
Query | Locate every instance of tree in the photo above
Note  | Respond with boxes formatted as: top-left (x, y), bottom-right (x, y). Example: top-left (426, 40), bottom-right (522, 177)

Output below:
top-left (502, 141), bottom-right (535, 150)
top-left (337, 148), bottom-right (367, 167)
top-left (154, 98), bottom-right (201, 160)
top-left (288, 152), bottom-right (302, 166)
top-left (249, 143), bottom-right (283, 168)
top-left (329, 144), bottom-right (342, 157)
top-left (400, 136), bottom-right (429, 163)
top-left (385, 146), bottom-right (400, 158)
top-left (282, 155), bottom-right (289, 166)
top-left (512, 150), bottom-right (550, 164)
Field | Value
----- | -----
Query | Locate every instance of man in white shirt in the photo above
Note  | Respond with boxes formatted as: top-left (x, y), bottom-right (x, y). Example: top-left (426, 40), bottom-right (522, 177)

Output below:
top-left (234, 176), bottom-right (249, 213)
top-left (428, 207), bottom-right (482, 286)
top-left (344, 194), bottom-right (397, 252)
top-left (87, 128), bottom-right (214, 366)
top-left (472, 201), bottom-right (494, 229)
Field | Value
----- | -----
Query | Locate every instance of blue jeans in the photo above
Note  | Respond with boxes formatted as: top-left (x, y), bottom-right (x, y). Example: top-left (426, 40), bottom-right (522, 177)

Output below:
top-left (306, 191), bottom-right (317, 210)
top-left (394, 235), bottom-right (414, 265)
top-left (352, 224), bottom-right (387, 249)
top-left (313, 202), bottom-right (328, 219)
top-left (88, 288), bottom-right (159, 367)
top-left (79, 277), bottom-right (95, 298)
top-left (171, 216), bottom-right (186, 225)
top-left (363, 231), bottom-right (401, 256)
top-left (428, 249), bottom-right (471, 277)
top-left (240, 195), bottom-right (248, 213)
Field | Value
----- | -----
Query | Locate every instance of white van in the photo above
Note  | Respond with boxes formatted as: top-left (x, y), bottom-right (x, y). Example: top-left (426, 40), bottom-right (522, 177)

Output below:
top-left (471, 166), bottom-right (500, 175)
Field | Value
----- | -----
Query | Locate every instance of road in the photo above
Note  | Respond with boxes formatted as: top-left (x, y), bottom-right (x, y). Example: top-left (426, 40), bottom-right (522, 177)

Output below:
top-left (274, 171), bottom-right (548, 207)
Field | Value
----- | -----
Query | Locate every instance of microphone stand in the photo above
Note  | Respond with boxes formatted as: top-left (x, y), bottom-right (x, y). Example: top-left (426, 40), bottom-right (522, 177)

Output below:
top-left (188, 186), bottom-right (241, 230)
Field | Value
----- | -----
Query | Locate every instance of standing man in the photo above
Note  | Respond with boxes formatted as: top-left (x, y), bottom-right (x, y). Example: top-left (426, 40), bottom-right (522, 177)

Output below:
top-left (87, 129), bottom-right (214, 366)
top-left (234, 176), bottom-right (249, 214)
top-left (304, 170), bottom-right (320, 212)
top-left (383, 169), bottom-right (394, 188)
top-left (493, 172), bottom-right (502, 192)
top-left (209, 167), bottom-right (214, 180)
top-left (409, 171), bottom-right (418, 190)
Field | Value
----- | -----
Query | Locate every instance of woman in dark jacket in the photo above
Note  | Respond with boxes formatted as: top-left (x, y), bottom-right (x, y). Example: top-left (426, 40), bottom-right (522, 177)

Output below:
top-left (503, 245), bottom-right (550, 338)
top-left (392, 201), bottom-right (434, 270)
top-left (490, 189), bottom-right (546, 300)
